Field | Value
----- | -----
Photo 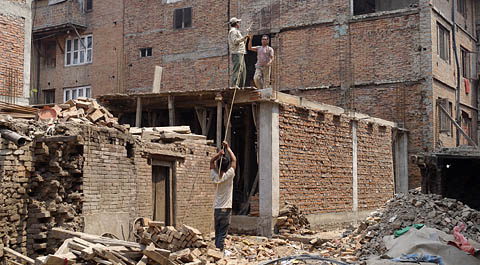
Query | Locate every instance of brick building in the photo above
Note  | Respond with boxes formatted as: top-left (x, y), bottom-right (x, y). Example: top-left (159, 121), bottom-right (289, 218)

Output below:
top-left (0, 121), bottom-right (216, 257)
top-left (30, 0), bottom-right (479, 233)
top-left (0, 0), bottom-right (32, 104)
top-left (99, 88), bottom-right (400, 235)
top-left (31, 0), bottom-right (124, 105)
top-left (119, 0), bottom-right (479, 191)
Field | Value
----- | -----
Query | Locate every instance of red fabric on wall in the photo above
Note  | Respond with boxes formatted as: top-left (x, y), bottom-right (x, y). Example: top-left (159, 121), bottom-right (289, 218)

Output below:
top-left (465, 79), bottom-right (470, 94)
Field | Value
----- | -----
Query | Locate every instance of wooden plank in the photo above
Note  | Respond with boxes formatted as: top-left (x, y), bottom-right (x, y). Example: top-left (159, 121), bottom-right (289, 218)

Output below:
top-left (3, 247), bottom-right (35, 264)
top-left (50, 228), bottom-right (141, 248)
top-left (142, 243), bottom-right (173, 265)
top-left (87, 109), bottom-right (104, 122)
top-left (195, 107), bottom-right (208, 136)
top-left (136, 255), bottom-right (149, 265)
top-left (153, 126), bottom-right (191, 134)
top-left (72, 237), bottom-right (95, 247)
top-left (437, 103), bottom-right (478, 147)
top-left (152, 66), bottom-right (163, 93)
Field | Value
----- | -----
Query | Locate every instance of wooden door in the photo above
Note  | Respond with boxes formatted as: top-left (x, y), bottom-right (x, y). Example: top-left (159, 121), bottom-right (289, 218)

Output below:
top-left (152, 166), bottom-right (170, 224)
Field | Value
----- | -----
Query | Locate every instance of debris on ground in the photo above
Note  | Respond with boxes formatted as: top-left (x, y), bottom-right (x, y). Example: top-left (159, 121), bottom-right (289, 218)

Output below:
top-left (276, 202), bottom-right (311, 235)
top-left (318, 189), bottom-right (480, 261)
top-left (24, 222), bottom-right (323, 265)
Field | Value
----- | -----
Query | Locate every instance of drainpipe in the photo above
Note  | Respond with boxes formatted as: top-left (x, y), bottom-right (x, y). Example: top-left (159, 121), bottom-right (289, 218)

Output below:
top-left (0, 129), bottom-right (29, 146)
top-left (452, 0), bottom-right (461, 146)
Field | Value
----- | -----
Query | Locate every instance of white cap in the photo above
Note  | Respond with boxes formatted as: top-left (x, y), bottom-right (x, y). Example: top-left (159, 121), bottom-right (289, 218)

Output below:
top-left (229, 17), bottom-right (241, 24)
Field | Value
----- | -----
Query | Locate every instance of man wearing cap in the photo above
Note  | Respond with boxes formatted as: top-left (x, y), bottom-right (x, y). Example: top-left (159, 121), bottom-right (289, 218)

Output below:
top-left (228, 17), bottom-right (249, 88)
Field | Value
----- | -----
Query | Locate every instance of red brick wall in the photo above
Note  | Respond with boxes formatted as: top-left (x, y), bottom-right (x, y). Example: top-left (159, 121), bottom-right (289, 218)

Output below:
top-left (0, 13), bottom-right (24, 97)
top-left (174, 143), bottom-right (216, 233)
top-left (356, 119), bottom-right (395, 209)
top-left (296, 83), bottom-right (430, 189)
top-left (124, 0), bottom-right (229, 92)
top-left (278, 104), bottom-right (394, 214)
top-left (135, 142), bottom-right (216, 234)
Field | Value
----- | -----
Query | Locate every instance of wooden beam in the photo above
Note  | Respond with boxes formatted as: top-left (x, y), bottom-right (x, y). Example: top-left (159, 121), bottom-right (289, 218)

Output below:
top-left (50, 228), bottom-right (141, 248)
top-left (233, 90), bottom-right (263, 104)
top-left (195, 107), bottom-right (208, 136)
top-left (3, 247), bottom-right (35, 264)
top-left (216, 93), bottom-right (223, 149)
top-left (152, 66), bottom-right (163, 93)
top-left (437, 102), bottom-right (477, 147)
top-left (135, 97), bottom-right (142, 127)
top-left (168, 95), bottom-right (175, 126)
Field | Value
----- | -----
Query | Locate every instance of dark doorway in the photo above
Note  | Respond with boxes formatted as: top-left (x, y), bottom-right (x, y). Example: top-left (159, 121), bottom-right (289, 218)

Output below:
top-left (442, 158), bottom-right (480, 210)
top-left (229, 104), bottom-right (259, 215)
top-left (245, 35), bottom-right (272, 87)
top-left (152, 165), bottom-right (173, 225)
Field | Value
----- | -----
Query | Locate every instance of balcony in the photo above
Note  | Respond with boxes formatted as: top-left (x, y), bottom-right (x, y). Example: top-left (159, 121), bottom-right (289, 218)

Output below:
top-left (33, 0), bottom-right (87, 38)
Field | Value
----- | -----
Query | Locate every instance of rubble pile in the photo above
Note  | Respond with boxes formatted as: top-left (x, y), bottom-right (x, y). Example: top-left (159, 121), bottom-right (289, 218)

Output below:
top-left (319, 190), bottom-right (480, 261)
top-left (22, 224), bottom-right (315, 265)
top-left (135, 220), bottom-right (208, 252)
top-left (50, 98), bottom-right (119, 126)
top-left (276, 203), bottom-right (311, 234)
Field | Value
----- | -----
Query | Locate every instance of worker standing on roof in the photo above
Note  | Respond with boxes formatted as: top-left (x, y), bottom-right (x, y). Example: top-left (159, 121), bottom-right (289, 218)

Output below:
top-left (210, 141), bottom-right (237, 251)
top-left (248, 34), bottom-right (274, 89)
top-left (228, 17), bottom-right (250, 88)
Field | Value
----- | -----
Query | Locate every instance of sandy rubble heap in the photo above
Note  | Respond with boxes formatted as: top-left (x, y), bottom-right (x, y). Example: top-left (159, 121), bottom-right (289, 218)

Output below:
top-left (320, 189), bottom-right (480, 260)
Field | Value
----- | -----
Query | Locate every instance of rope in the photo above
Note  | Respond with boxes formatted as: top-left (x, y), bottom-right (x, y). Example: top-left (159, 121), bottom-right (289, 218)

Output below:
top-left (180, 86), bottom-right (238, 230)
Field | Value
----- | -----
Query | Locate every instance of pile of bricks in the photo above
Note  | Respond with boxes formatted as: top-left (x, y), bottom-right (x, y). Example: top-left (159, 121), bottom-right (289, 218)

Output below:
top-left (27, 140), bottom-right (85, 256)
top-left (0, 139), bottom-right (32, 255)
top-left (136, 221), bottom-right (208, 252)
top-left (276, 203), bottom-right (310, 234)
top-left (48, 98), bottom-right (126, 130)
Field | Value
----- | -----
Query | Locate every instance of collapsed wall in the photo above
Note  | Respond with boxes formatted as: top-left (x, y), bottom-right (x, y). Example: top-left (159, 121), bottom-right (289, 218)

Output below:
top-left (278, 103), bottom-right (394, 227)
top-left (0, 119), bottom-right (216, 259)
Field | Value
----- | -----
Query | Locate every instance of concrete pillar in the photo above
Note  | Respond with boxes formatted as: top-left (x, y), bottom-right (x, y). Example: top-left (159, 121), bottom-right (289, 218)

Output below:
top-left (258, 102), bottom-right (279, 237)
top-left (352, 120), bottom-right (358, 225)
top-left (135, 97), bottom-right (142, 127)
top-left (394, 130), bottom-right (409, 193)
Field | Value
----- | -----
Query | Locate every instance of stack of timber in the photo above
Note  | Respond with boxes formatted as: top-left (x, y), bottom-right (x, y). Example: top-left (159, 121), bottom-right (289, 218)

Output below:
top-left (25, 226), bottom-right (210, 265)
top-left (129, 126), bottom-right (213, 145)
top-left (276, 203), bottom-right (311, 234)
top-left (0, 102), bottom-right (37, 119)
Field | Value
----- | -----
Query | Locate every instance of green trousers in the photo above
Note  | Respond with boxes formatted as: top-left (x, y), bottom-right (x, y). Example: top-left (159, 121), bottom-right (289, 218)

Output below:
top-left (231, 54), bottom-right (246, 87)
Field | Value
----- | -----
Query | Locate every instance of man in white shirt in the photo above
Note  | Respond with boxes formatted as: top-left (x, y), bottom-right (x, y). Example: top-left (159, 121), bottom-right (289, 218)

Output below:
top-left (228, 17), bottom-right (249, 88)
top-left (210, 141), bottom-right (237, 250)
top-left (248, 34), bottom-right (274, 89)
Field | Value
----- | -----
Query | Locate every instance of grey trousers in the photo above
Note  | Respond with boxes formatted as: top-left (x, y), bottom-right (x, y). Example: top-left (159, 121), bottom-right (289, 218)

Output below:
top-left (231, 54), bottom-right (246, 87)
top-left (214, 208), bottom-right (231, 250)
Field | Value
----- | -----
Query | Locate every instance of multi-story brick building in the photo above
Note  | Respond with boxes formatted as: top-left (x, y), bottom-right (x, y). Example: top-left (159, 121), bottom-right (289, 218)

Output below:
top-left (0, 0), bottom-right (32, 105)
top-left (31, 0), bottom-right (124, 105)
top-left (119, 0), bottom-right (479, 190)
top-left (31, 0), bottom-right (479, 225)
